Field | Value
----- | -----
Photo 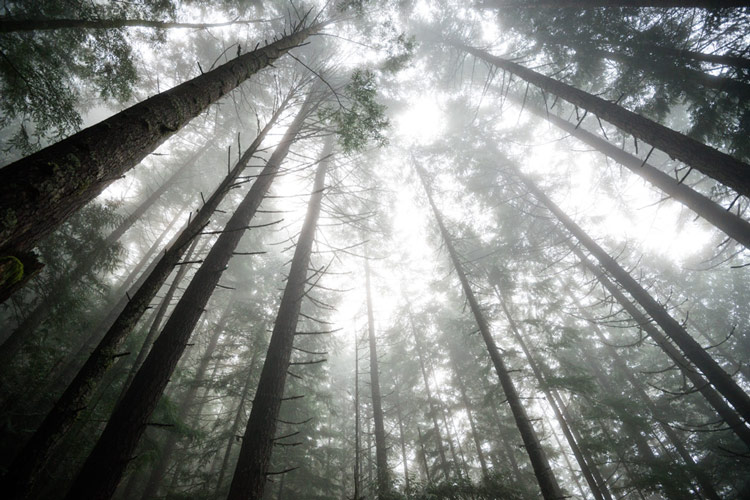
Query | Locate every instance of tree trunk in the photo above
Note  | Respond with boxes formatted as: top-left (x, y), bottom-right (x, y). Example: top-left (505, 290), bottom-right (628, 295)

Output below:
top-left (408, 313), bottom-right (452, 482)
top-left (394, 390), bottom-right (411, 493)
top-left (514, 171), bottom-right (750, 426)
top-left (417, 165), bottom-right (565, 500)
top-left (493, 289), bottom-right (613, 500)
top-left (364, 252), bottom-right (391, 496)
top-left (63, 96), bottom-right (312, 500)
top-left (0, 17), bottom-right (271, 32)
top-left (138, 302), bottom-right (233, 499)
top-left (0, 20), bottom-right (325, 278)
top-left (0, 97), bottom-right (294, 500)
top-left (214, 350), bottom-right (260, 495)
top-left (0, 145), bottom-right (205, 360)
top-left (568, 244), bottom-right (750, 449)
top-left (456, 42), bottom-right (750, 199)
top-left (516, 97), bottom-right (750, 251)
top-left (354, 331), bottom-right (362, 499)
top-left (416, 427), bottom-right (433, 484)
top-left (635, 43), bottom-right (750, 72)
top-left (482, 1), bottom-right (750, 8)
top-left (226, 136), bottom-right (334, 500)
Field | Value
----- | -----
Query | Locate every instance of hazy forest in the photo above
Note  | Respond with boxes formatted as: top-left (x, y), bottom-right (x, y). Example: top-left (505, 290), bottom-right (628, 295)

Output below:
top-left (1, 1), bottom-right (750, 499)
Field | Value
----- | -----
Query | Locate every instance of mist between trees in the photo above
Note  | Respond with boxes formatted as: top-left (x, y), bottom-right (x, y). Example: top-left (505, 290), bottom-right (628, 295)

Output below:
top-left (0, 1), bottom-right (749, 499)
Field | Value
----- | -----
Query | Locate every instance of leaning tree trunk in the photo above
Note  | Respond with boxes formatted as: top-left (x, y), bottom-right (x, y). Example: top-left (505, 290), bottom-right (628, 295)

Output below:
top-left (454, 42), bottom-right (750, 199)
top-left (0, 95), bottom-right (295, 500)
top-left (513, 170), bottom-right (750, 425)
top-left (62, 96), bottom-right (313, 500)
top-left (481, 1), bottom-right (750, 7)
top-left (417, 165), bottom-right (565, 500)
top-left (364, 251), bottom-right (391, 496)
top-left (0, 18), bottom-right (326, 298)
top-left (567, 245), bottom-right (750, 449)
top-left (227, 136), bottom-right (334, 500)
top-left (514, 97), bottom-right (750, 250)
top-left (0, 144), bottom-right (207, 365)
top-left (0, 17), bottom-right (269, 32)
top-left (634, 43), bottom-right (750, 72)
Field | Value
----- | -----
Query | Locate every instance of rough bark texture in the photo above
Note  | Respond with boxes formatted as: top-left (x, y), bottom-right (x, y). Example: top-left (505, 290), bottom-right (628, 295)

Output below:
top-left (517, 99), bottom-right (750, 250)
top-left (417, 165), bottom-right (565, 500)
top-left (516, 172), bottom-right (750, 425)
top-left (364, 253), bottom-right (390, 496)
top-left (0, 21), bottom-right (324, 262)
top-left (0, 17), bottom-right (267, 32)
top-left (457, 42), bottom-right (750, 199)
top-left (62, 98), bottom-right (311, 500)
top-left (1, 100), bottom-right (292, 500)
top-left (227, 137), bottom-right (333, 500)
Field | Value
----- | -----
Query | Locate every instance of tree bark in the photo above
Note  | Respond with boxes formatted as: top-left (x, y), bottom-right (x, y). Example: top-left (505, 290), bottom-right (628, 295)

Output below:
top-left (417, 165), bottom-right (565, 500)
top-left (0, 20), bottom-right (326, 272)
top-left (62, 97), bottom-right (313, 500)
top-left (456, 42), bottom-right (750, 199)
top-left (226, 136), bottom-right (333, 500)
top-left (514, 171), bottom-right (750, 426)
top-left (0, 17), bottom-right (271, 32)
top-left (364, 251), bottom-right (391, 496)
top-left (353, 331), bottom-right (362, 499)
top-left (0, 97), bottom-right (294, 499)
top-left (516, 98), bottom-right (750, 251)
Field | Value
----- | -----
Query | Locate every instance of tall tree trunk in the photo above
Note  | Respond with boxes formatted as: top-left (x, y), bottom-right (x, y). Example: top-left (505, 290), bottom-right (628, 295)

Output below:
top-left (0, 19), bottom-right (326, 292)
top-left (567, 244), bottom-right (750, 449)
top-left (0, 147), bottom-right (205, 367)
top-left (354, 331), bottom-right (362, 499)
top-left (138, 302), bottom-right (233, 499)
top-left (417, 165), bottom-right (565, 500)
top-left (364, 252), bottom-right (390, 496)
top-left (214, 350), bottom-right (260, 495)
top-left (416, 427), bottom-right (433, 484)
top-left (634, 43), bottom-right (750, 72)
top-left (0, 17), bottom-right (271, 32)
top-left (512, 170), bottom-right (750, 425)
top-left (226, 136), bottom-right (334, 500)
top-left (492, 288), bottom-right (614, 500)
top-left (0, 96), bottom-right (294, 500)
top-left (515, 97), bottom-right (750, 250)
top-left (408, 313), bottom-right (452, 481)
top-left (394, 389), bottom-right (411, 494)
top-left (455, 42), bottom-right (750, 199)
top-left (62, 97), bottom-right (313, 500)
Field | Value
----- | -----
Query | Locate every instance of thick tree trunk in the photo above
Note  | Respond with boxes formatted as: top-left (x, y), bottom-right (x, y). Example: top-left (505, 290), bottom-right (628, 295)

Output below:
top-left (226, 136), bottom-right (333, 500)
top-left (364, 252), bottom-right (390, 496)
top-left (138, 303), bottom-right (233, 499)
top-left (0, 17), bottom-right (269, 32)
top-left (516, 98), bottom-right (750, 250)
top-left (514, 171), bottom-right (750, 425)
top-left (568, 245), bottom-right (750, 449)
top-left (0, 20), bottom-right (325, 273)
top-left (456, 42), bottom-right (750, 199)
top-left (493, 290), bottom-right (612, 500)
top-left (0, 98), bottom-right (293, 499)
top-left (62, 97), bottom-right (312, 500)
top-left (417, 165), bottom-right (565, 500)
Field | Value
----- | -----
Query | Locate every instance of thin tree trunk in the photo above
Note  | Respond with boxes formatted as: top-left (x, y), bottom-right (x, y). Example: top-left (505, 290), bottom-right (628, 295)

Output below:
top-left (408, 313), bottom-right (452, 482)
top-left (482, 1), bottom-right (750, 8)
top-left (455, 42), bottom-right (750, 199)
top-left (226, 136), bottom-right (334, 500)
top-left (354, 331), bottom-right (362, 500)
top-left (364, 252), bottom-right (390, 496)
top-left (416, 427), bottom-right (433, 485)
top-left (417, 165), bottom-right (565, 500)
top-left (394, 390), bottom-right (411, 493)
top-left (0, 19), bottom-right (326, 290)
top-left (62, 98), bottom-right (313, 500)
top-left (0, 16), bottom-right (272, 32)
top-left (0, 98), bottom-right (294, 499)
top-left (567, 244), bottom-right (750, 449)
top-left (635, 43), bottom-right (750, 71)
top-left (214, 350), bottom-right (260, 495)
top-left (493, 290), bottom-right (612, 500)
top-left (138, 302), bottom-right (233, 499)
top-left (515, 97), bottom-right (750, 251)
top-left (513, 170), bottom-right (750, 425)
